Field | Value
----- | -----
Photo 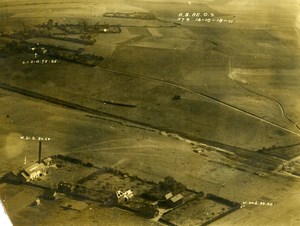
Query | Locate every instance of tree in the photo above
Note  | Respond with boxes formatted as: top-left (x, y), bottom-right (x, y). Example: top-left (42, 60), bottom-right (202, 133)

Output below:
top-left (46, 19), bottom-right (54, 31)
top-left (79, 19), bottom-right (89, 32)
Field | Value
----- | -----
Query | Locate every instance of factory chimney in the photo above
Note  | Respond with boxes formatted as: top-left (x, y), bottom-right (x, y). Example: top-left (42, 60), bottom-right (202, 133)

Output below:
top-left (38, 141), bottom-right (42, 163)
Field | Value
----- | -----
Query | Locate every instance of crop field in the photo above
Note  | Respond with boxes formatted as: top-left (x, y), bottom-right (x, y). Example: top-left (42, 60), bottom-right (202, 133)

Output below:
top-left (1, 0), bottom-right (300, 226)
top-left (161, 197), bottom-right (231, 226)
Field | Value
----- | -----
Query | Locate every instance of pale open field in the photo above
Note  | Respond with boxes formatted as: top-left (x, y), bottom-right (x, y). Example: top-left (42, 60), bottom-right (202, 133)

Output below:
top-left (1, 1), bottom-right (300, 226)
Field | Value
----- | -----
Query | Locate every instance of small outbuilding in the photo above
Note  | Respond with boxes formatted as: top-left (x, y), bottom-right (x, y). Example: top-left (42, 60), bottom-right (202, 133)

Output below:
top-left (164, 192), bottom-right (173, 200)
top-left (43, 189), bottom-right (58, 200)
top-left (167, 194), bottom-right (184, 207)
top-left (42, 157), bottom-right (53, 166)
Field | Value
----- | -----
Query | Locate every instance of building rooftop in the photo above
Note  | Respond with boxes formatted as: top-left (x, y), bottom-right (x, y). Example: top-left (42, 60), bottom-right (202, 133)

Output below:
top-left (24, 163), bottom-right (46, 175)
top-left (170, 194), bottom-right (183, 203)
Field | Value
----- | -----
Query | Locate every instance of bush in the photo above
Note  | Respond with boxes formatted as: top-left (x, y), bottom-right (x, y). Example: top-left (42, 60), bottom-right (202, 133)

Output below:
top-left (142, 176), bottom-right (187, 201)
top-left (158, 176), bottom-right (186, 194)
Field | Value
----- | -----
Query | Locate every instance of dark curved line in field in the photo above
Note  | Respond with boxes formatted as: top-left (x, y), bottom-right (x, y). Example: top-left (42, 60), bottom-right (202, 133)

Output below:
top-left (229, 70), bottom-right (300, 133)
top-left (259, 142), bottom-right (300, 153)
top-left (94, 66), bottom-right (300, 137)
top-left (0, 83), bottom-right (252, 153)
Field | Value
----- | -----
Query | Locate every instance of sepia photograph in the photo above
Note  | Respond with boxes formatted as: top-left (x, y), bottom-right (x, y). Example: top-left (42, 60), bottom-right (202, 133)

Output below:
top-left (0, 0), bottom-right (300, 225)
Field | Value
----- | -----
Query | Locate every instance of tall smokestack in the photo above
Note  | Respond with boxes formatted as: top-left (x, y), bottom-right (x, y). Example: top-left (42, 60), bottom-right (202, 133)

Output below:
top-left (38, 141), bottom-right (42, 163)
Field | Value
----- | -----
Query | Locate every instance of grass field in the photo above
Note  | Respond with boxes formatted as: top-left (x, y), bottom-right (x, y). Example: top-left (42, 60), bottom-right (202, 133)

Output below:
top-left (1, 1), bottom-right (300, 226)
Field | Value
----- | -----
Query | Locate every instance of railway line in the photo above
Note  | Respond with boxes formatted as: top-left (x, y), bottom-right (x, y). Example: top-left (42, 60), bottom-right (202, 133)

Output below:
top-left (0, 82), bottom-right (250, 154)
top-left (93, 66), bottom-right (300, 137)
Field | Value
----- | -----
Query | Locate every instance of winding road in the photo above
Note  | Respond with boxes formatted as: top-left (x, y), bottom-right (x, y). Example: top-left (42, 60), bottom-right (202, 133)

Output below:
top-left (94, 65), bottom-right (300, 137)
top-left (228, 59), bottom-right (300, 133)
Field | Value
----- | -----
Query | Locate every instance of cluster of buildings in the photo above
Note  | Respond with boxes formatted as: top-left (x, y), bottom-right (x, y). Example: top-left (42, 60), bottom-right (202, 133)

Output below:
top-left (116, 189), bottom-right (134, 203)
top-left (5, 157), bottom-right (54, 184)
top-left (158, 192), bottom-right (184, 208)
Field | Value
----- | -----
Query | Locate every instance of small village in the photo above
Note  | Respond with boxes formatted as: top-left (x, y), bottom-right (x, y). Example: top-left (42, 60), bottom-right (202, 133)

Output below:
top-left (0, 19), bottom-right (122, 67)
top-left (1, 142), bottom-right (241, 226)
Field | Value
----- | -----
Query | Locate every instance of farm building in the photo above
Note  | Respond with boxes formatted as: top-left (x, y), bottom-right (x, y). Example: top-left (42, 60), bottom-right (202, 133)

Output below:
top-left (20, 163), bottom-right (47, 182)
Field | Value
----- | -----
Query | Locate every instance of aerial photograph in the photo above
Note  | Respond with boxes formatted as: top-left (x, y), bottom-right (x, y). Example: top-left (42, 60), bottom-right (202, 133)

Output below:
top-left (0, 0), bottom-right (299, 225)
